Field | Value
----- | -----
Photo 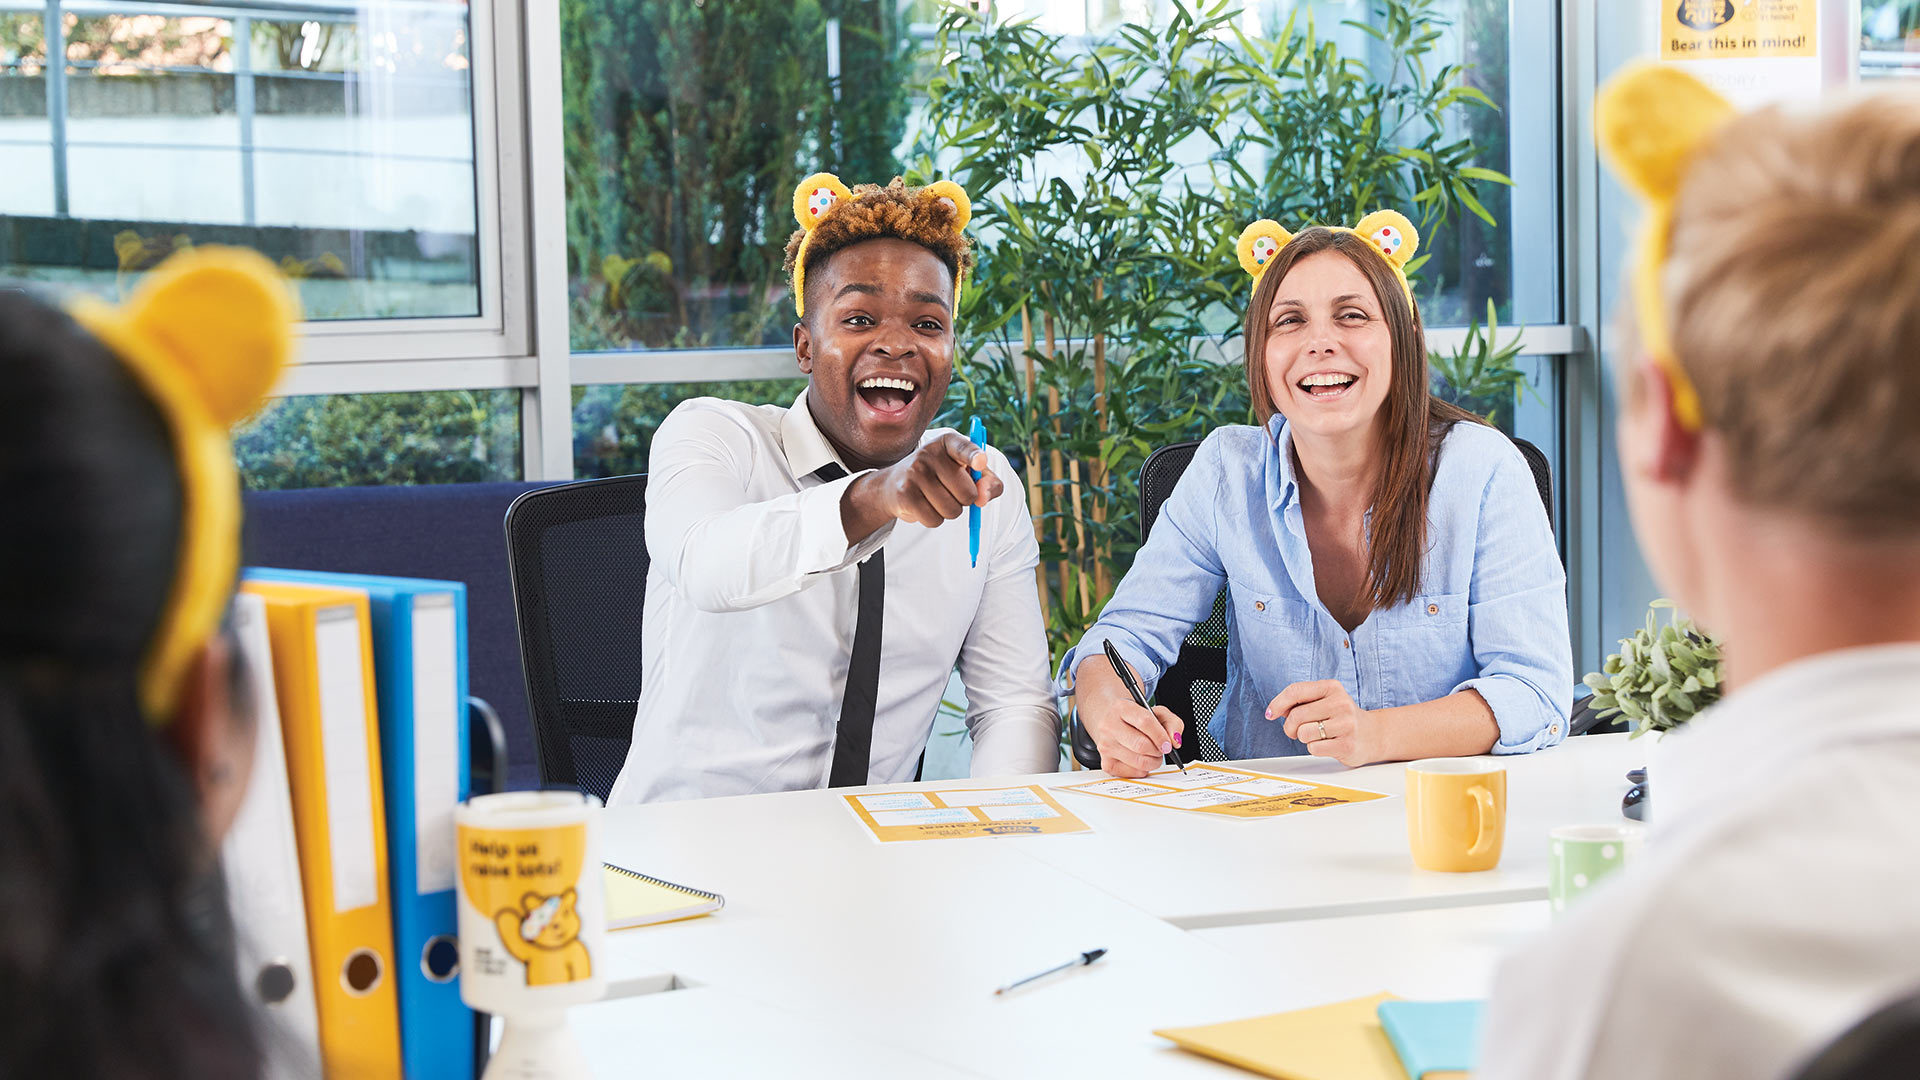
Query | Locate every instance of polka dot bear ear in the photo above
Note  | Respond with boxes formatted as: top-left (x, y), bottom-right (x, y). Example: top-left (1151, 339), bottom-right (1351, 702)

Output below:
top-left (792, 172), bottom-right (853, 232)
top-left (1351, 209), bottom-right (1419, 268)
top-left (1236, 219), bottom-right (1294, 281)
top-left (918, 180), bottom-right (972, 233)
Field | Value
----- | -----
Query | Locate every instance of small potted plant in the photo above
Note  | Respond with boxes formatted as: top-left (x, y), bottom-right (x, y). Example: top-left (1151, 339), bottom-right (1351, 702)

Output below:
top-left (1580, 600), bottom-right (1724, 819)
top-left (1583, 599), bottom-right (1724, 738)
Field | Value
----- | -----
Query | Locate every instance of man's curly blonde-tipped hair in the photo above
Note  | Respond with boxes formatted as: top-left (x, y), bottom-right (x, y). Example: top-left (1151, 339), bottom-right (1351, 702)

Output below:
top-left (783, 178), bottom-right (974, 314)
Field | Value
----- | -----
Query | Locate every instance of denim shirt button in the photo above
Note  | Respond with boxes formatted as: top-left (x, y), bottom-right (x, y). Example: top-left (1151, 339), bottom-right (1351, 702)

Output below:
top-left (1254, 601), bottom-right (1265, 611)
top-left (1343, 639), bottom-right (1350, 649)
top-left (1427, 603), bottom-right (1439, 615)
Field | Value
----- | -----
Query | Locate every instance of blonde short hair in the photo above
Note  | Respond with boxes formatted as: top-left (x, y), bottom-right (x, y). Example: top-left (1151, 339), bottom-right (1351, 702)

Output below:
top-left (1663, 91), bottom-right (1920, 534)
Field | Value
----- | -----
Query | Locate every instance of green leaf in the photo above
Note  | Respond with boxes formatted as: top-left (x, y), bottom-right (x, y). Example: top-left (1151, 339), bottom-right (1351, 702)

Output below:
top-left (1457, 166), bottom-right (1514, 185)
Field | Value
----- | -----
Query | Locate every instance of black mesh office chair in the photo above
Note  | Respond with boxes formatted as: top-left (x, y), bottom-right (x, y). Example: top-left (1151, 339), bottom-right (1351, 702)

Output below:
top-left (1790, 987), bottom-right (1920, 1080)
top-left (503, 475), bottom-right (648, 803)
top-left (1070, 433), bottom-right (1555, 769)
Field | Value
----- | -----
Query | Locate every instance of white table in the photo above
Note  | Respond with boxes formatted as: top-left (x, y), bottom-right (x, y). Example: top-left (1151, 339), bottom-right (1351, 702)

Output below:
top-left (1011, 737), bottom-right (1643, 927)
top-left (561, 735), bottom-right (1640, 1078)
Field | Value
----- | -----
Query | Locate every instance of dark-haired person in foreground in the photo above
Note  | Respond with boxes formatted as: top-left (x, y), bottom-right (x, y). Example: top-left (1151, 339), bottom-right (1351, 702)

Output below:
top-left (607, 175), bottom-right (1059, 804)
top-left (1063, 211), bottom-right (1571, 777)
top-left (0, 249), bottom-right (295, 1076)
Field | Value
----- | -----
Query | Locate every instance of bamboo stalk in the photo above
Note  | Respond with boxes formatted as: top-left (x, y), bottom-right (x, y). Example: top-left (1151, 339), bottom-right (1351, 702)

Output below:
top-left (1021, 303), bottom-right (1049, 625)
top-left (1067, 456), bottom-right (1093, 618)
top-left (1091, 277), bottom-right (1111, 600)
top-left (1043, 308), bottom-right (1067, 603)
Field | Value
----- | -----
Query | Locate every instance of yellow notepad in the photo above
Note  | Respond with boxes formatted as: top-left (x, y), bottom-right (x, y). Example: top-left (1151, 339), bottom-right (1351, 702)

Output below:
top-left (603, 864), bottom-right (725, 929)
top-left (1155, 992), bottom-right (1411, 1080)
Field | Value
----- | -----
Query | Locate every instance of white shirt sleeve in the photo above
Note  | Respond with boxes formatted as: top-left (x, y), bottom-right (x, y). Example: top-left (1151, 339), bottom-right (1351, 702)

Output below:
top-left (957, 451), bottom-right (1062, 777)
top-left (644, 401), bottom-right (894, 613)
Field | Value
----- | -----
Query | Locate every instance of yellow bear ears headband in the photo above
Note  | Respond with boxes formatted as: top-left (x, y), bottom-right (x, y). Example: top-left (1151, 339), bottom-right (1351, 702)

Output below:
top-left (1595, 62), bottom-right (1736, 432)
top-left (789, 172), bottom-right (973, 318)
top-left (66, 247), bottom-right (297, 723)
top-left (1235, 209), bottom-right (1421, 307)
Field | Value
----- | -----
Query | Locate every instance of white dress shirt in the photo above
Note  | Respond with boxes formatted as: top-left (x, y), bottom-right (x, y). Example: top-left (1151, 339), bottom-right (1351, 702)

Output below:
top-left (606, 390), bottom-right (1061, 805)
top-left (1480, 642), bottom-right (1920, 1080)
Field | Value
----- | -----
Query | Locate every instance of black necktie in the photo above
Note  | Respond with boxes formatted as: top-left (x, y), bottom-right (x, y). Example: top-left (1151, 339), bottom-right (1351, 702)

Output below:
top-left (813, 463), bottom-right (883, 787)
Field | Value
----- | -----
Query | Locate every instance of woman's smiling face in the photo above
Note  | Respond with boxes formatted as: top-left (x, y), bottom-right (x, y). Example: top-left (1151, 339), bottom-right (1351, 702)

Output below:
top-left (1261, 248), bottom-right (1394, 441)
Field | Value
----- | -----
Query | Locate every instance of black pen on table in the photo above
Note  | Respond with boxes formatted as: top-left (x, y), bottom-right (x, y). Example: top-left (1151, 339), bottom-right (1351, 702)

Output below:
top-left (994, 948), bottom-right (1108, 995)
top-left (1101, 638), bottom-right (1187, 774)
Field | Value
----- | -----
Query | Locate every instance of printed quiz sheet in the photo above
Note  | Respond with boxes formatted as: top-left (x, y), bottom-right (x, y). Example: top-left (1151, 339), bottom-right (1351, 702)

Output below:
top-left (843, 785), bottom-right (1093, 842)
top-left (1057, 764), bottom-right (1388, 819)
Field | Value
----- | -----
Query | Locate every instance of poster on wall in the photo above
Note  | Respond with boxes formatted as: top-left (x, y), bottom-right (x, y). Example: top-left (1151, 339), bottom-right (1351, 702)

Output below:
top-left (1659, 0), bottom-right (1824, 107)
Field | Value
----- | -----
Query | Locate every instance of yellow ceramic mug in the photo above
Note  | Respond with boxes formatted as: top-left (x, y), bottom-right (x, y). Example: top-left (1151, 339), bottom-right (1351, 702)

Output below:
top-left (1405, 759), bottom-right (1507, 872)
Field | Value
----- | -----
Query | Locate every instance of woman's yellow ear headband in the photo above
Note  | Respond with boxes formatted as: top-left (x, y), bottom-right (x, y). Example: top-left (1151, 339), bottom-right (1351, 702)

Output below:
top-left (789, 172), bottom-right (972, 318)
top-left (1236, 210), bottom-right (1421, 307)
top-left (1595, 62), bottom-right (1736, 432)
top-left (66, 247), bottom-right (297, 722)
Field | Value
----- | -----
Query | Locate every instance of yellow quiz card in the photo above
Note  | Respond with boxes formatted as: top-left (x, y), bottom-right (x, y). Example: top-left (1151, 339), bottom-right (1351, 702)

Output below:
top-left (1058, 764), bottom-right (1387, 819)
top-left (843, 785), bottom-right (1092, 843)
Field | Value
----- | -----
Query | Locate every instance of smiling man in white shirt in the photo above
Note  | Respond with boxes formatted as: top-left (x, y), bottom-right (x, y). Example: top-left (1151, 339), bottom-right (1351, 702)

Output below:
top-left (606, 174), bottom-right (1060, 805)
top-left (1479, 69), bottom-right (1920, 1080)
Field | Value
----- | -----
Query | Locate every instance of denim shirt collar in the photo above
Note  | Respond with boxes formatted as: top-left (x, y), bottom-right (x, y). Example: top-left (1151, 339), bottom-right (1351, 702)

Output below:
top-left (1265, 415), bottom-right (1301, 513)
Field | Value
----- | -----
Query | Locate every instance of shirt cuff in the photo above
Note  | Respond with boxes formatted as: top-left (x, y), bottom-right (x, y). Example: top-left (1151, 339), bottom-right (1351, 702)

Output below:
top-left (1456, 675), bottom-right (1569, 755)
top-left (966, 705), bottom-right (1064, 776)
top-left (796, 471), bottom-right (895, 576)
top-left (1055, 632), bottom-right (1155, 700)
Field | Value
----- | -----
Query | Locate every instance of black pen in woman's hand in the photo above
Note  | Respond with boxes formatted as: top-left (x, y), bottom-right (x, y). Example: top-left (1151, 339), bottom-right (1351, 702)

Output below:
top-left (1102, 638), bottom-right (1187, 774)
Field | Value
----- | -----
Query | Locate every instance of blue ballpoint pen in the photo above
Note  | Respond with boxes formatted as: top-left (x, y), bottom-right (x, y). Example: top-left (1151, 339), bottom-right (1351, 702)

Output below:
top-left (967, 415), bottom-right (986, 567)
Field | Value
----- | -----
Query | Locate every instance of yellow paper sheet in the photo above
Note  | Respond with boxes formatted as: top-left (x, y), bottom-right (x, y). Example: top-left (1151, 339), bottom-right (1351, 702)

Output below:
top-left (1156, 992), bottom-right (1409, 1080)
top-left (843, 785), bottom-right (1092, 842)
top-left (1059, 764), bottom-right (1387, 819)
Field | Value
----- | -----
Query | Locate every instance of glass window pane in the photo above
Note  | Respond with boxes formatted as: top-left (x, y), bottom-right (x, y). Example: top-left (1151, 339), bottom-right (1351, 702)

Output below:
top-left (561, 2), bottom-right (910, 350)
top-left (1, 12), bottom-right (53, 214)
top-left (1860, 1), bottom-right (1920, 79)
top-left (237, 389), bottom-right (521, 490)
top-left (572, 379), bottom-right (809, 478)
top-left (1, 2), bottom-right (481, 321)
top-left (564, 1), bottom-right (1550, 346)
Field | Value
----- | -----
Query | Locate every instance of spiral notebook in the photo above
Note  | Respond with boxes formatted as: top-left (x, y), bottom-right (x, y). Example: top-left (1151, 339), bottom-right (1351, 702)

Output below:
top-left (603, 863), bottom-right (726, 929)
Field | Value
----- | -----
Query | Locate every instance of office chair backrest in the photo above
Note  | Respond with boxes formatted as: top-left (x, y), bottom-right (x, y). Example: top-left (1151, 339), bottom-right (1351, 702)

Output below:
top-left (1132, 441), bottom-right (1230, 765)
top-left (504, 475), bottom-right (648, 802)
top-left (1790, 987), bottom-right (1920, 1080)
top-left (1071, 427), bottom-right (1555, 769)
top-left (1511, 436), bottom-right (1554, 528)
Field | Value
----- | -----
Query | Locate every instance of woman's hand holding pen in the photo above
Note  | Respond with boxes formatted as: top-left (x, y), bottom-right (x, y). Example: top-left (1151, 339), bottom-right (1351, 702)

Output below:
top-left (1270, 680), bottom-right (1379, 768)
top-left (1073, 659), bottom-right (1184, 779)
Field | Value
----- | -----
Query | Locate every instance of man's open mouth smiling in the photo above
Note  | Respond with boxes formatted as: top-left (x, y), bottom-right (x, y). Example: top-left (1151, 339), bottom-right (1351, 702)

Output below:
top-left (855, 374), bottom-right (920, 421)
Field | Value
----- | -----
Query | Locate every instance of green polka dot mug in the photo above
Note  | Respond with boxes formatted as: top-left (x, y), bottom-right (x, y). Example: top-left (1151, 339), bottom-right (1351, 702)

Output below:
top-left (1549, 823), bottom-right (1646, 915)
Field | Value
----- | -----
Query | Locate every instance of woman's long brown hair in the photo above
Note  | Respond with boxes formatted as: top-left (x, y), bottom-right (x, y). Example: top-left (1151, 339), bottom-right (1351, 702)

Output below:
top-left (1242, 226), bottom-right (1486, 614)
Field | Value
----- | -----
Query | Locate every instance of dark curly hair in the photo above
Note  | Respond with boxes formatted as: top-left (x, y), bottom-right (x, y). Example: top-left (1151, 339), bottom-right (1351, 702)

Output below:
top-left (782, 177), bottom-right (974, 316)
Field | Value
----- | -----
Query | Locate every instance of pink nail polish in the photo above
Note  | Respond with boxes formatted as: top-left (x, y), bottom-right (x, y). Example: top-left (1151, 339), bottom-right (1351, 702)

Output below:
top-left (1174, 733), bottom-right (1183, 747)
top-left (1160, 742), bottom-right (1172, 755)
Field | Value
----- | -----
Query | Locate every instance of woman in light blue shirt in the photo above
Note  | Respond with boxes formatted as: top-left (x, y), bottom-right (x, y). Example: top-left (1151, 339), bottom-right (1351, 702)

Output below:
top-left (1062, 211), bottom-right (1571, 777)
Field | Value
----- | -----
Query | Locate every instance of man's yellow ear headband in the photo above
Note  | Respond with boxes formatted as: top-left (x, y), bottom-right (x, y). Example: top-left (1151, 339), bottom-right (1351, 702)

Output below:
top-left (789, 173), bottom-right (972, 318)
top-left (1236, 210), bottom-right (1420, 307)
top-left (66, 247), bottom-right (297, 723)
top-left (1595, 62), bottom-right (1736, 432)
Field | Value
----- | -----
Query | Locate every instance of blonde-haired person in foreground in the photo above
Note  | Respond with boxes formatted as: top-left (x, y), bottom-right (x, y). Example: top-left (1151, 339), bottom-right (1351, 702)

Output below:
top-left (1479, 66), bottom-right (1920, 1080)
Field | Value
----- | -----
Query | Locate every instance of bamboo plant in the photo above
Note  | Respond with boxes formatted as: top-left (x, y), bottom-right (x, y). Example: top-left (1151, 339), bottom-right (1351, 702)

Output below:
top-left (911, 0), bottom-right (1512, 669)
